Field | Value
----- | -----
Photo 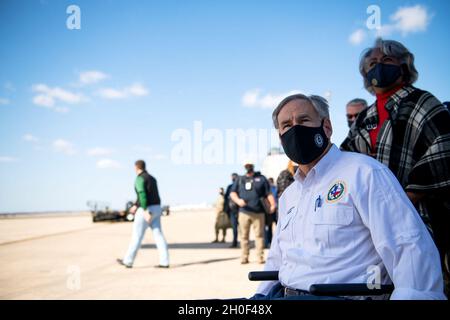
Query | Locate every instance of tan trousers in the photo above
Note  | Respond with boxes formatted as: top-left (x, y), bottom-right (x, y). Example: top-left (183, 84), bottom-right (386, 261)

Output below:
top-left (238, 212), bottom-right (265, 262)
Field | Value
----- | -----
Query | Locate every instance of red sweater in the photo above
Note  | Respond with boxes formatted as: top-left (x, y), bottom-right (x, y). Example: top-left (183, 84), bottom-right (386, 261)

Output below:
top-left (369, 84), bottom-right (404, 150)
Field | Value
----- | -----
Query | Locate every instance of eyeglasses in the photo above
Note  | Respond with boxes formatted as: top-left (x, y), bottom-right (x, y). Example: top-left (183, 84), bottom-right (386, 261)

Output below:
top-left (346, 113), bottom-right (360, 121)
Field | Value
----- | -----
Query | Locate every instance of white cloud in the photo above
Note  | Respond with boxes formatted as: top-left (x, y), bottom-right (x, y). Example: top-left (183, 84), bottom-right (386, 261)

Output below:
top-left (127, 83), bottom-right (149, 96)
top-left (53, 139), bottom-right (76, 155)
top-left (97, 83), bottom-right (149, 99)
top-left (23, 134), bottom-right (39, 143)
top-left (242, 89), bottom-right (261, 107)
top-left (0, 97), bottom-right (10, 105)
top-left (32, 84), bottom-right (86, 112)
top-left (375, 24), bottom-right (396, 37)
top-left (79, 70), bottom-right (109, 85)
top-left (374, 5), bottom-right (431, 37)
top-left (242, 89), bottom-right (303, 109)
top-left (97, 88), bottom-right (128, 99)
top-left (349, 29), bottom-right (366, 45)
top-left (33, 94), bottom-right (54, 107)
top-left (392, 5), bottom-right (430, 35)
top-left (87, 147), bottom-right (114, 157)
top-left (323, 90), bottom-right (333, 102)
top-left (0, 156), bottom-right (18, 163)
top-left (350, 5), bottom-right (431, 44)
top-left (96, 158), bottom-right (121, 169)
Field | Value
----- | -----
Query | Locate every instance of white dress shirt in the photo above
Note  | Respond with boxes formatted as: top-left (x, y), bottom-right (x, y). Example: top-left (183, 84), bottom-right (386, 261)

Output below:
top-left (257, 144), bottom-right (446, 300)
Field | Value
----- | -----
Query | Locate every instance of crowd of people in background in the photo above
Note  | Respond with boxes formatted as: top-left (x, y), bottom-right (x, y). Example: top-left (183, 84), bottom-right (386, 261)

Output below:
top-left (213, 160), bottom-right (299, 262)
top-left (117, 37), bottom-right (449, 299)
top-left (211, 38), bottom-right (450, 297)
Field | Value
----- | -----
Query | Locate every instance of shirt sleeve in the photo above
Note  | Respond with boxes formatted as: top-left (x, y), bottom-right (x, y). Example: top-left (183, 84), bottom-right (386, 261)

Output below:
top-left (355, 166), bottom-right (446, 300)
top-left (230, 179), bottom-right (239, 194)
top-left (255, 196), bottom-right (284, 295)
top-left (406, 102), bottom-right (450, 194)
top-left (135, 176), bottom-right (148, 209)
top-left (263, 177), bottom-right (271, 197)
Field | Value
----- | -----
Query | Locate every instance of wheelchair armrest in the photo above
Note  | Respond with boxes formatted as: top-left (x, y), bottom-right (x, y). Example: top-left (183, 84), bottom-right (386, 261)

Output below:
top-left (248, 271), bottom-right (279, 281)
top-left (309, 283), bottom-right (394, 296)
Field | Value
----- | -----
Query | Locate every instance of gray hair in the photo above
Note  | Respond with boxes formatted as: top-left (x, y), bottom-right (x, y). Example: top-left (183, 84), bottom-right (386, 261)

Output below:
top-left (346, 98), bottom-right (368, 108)
top-left (272, 93), bottom-right (330, 129)
top-left (359, 38), bottom-right (418, 94)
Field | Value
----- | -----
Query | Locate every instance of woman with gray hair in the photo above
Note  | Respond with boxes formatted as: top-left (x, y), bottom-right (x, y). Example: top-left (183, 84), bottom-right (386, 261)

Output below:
top-left (341, 38), bottom-right (450, 295)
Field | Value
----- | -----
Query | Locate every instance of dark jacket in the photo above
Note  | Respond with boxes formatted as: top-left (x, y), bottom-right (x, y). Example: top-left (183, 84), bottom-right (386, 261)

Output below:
top-left (341, 86), bottom-right (450, 254)
top-left (135, 171), bottom-right (161, 208)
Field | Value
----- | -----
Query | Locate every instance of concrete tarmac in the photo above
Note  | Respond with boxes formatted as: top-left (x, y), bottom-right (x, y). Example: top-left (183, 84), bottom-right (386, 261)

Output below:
top-left (0, 210), bottom-right (264, 299)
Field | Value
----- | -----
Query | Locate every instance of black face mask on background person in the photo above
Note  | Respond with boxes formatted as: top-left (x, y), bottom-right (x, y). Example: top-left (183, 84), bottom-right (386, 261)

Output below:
top-left (366, 63), bottom-right (402, 88)
top-left (280, 120), bottom-right (329, 165)
top-left (347, 120), bottom-right (354, 128)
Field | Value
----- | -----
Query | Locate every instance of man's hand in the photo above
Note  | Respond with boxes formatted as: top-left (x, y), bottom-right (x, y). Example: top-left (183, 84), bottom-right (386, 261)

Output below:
top-left (129, 205), bottom-right (138, 214)
top-left (267, 194), bottom-right (276, 214)
top-left (269, 204), bottom-right (276, 214)
top-left (142, 209), bottom-right (152, 224)
top-left (237, 199), bottom-right (247, 208)
top-left (230, 192), bottom-right (246, 208)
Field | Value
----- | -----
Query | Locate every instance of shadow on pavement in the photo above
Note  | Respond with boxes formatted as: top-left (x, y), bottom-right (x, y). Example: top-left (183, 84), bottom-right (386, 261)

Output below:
top-left (141, 241), bottom-right (253, 250)
top-left (132, 256), bottom-right (240, 269)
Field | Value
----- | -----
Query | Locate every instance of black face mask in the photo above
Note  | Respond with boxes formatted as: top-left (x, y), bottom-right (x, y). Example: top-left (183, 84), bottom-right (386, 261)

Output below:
top-left (280, 121), bottom-right (329, 165)
top-left (347, 120), bottom-right (354, 128)
top-left (366, 63), bottom-right (402, 88)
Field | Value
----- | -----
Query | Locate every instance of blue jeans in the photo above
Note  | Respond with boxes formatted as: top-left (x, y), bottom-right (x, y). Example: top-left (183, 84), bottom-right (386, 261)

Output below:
top-left (123, 205), bottom-right (169, 266)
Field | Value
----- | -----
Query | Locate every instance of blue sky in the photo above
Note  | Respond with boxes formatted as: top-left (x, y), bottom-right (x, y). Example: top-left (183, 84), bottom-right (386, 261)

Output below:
top-left (1, 0), bottom-right (449, 212)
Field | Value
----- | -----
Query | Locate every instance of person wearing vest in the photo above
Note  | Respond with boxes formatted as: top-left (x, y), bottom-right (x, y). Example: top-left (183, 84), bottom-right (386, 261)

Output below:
top-left (230, 161), bottom-right (276, 264)
top-left (117, 160), bottom-right (169, 268)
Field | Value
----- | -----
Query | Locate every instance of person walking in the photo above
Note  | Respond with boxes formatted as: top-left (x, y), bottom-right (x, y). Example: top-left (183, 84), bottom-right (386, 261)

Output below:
top-left (117, 160), bottom-right (170, 268)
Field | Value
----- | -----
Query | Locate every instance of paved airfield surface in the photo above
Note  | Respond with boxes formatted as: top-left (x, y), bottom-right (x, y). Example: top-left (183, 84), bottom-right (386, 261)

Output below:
top-left (0, 210), bottom-right (264, 299)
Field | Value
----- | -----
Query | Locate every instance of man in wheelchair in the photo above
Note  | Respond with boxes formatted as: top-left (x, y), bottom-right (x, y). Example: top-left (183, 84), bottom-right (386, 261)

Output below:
top-left (247, 94), bottom-right (446, 300)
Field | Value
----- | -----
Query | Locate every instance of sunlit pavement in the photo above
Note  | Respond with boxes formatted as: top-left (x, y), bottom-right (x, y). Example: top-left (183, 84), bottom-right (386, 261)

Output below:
top-left (0, 210), bottom-right (264, 299)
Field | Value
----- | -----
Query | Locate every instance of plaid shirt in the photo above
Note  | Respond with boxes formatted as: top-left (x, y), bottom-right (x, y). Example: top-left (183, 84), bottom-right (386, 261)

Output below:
top-left (341, 86), bottom-right (450, 252)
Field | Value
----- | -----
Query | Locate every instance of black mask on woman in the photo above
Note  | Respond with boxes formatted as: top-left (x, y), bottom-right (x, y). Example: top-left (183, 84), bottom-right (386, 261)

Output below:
top-left (366, 63), bottom-right (402, 88)
top-left (280, 120), bottom-right (329, 165)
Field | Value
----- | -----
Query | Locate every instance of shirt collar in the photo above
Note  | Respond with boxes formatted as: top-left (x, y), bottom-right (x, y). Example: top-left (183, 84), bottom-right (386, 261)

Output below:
top-left (384, 85), bottom-right (415, 112)
top-left (294, 144), bottom-right (340, 184)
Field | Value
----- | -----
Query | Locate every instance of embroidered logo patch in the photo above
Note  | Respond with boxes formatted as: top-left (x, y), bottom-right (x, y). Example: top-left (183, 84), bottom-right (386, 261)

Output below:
top-left (314, 134), bottom-right (324, 147)
top-left (326, 181), bottom-right (346, 203)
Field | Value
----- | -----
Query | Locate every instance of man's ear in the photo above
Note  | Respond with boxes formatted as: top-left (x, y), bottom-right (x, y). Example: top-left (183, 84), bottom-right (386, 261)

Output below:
top-left (323, 118), bottom-right (333, 139)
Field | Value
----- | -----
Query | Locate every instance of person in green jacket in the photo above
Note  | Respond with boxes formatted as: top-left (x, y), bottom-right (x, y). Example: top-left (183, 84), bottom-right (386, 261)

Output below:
top-left (117, 160), bottom-right (169, 268)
